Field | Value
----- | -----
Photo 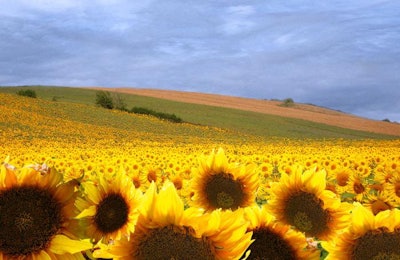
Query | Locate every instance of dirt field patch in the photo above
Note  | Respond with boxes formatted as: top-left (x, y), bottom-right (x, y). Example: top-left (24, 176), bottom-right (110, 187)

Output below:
top-left (90, 87), bottom-right (400, 137)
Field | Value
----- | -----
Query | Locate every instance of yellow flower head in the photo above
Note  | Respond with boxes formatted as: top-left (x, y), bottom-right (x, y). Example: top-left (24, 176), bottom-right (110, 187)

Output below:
top-left (322, 203), bottom-right (400, 259)
top-left (346, 171), bottom-right (369, 201)
top-left (94, 181), bottom-right (253, 260)
top-left (190, 148), bottom-right (259, 211)
top-left (267, 166), bottom-right (350, 240)
top-left (0, 164), bottom-right (92, 259)
top-left (363, 190), bottom-right (395, 215)
top-left (243, 205), bottom-right (320, 260)
top-left (75, 171), bottom-right (143, 243)
top-left (386, 174), bottom-right (400, 206)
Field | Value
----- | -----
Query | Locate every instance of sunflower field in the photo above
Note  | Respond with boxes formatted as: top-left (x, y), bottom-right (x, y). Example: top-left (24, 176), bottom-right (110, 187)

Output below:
top-left (1, 92), bottom-right (400, 259)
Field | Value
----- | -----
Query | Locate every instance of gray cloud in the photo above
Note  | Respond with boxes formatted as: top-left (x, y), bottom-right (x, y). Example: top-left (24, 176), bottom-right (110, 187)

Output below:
top-left (1, 0), bottom-right (399, 122)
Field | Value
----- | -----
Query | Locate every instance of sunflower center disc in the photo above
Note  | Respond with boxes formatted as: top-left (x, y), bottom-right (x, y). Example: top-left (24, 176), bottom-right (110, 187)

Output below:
top-left (371, 200), bottom-right (391, 215)
top-left (135, 225), bottom-right (214, 260)
top-left (246, 227), bottom-right (296, 260)
top-left (395, 184), bottom-right (400, 198)
top-left (0, 186), bottom-right (62, 257)
top-left (336, 173), bottom-right (349, 186)
top-left (353, 181), bottom-right (365, 194)
top-left (15, 212), bottom-right (34, 232)
top-left (284, 191), bottom-right (329, 237)
top-left (205, 173), bottom-right (245, 210)
top-left (94, 193), bottom-right (129, 234)
top-left (293, 211), bottom-right (313, 232)
top-left (353, 228), bottom-right (400, 260)
top-left (216, 192), bottom-right (234, 209)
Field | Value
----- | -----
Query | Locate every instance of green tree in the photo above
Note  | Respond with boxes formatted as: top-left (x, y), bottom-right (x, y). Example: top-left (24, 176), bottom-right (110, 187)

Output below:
top-left (95, 91), bottom-right (114, 109)
top-left (16, 89), bottom-right (37, 98)
top-left (113, 93), bottom-right (127, 111)
top-left (281, 98), bottom-right (294, 107)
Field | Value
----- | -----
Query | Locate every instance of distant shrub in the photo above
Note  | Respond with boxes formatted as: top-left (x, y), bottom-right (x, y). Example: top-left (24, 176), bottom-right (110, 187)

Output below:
top-left (155, 112), bottom-right (183, 123)
top-left (95, 91), bottom-right (129, 111)
top-left (95, 91), bottom-right (114, 109)
top-left (281, 98), bottom-right (295, 107)
top-left (382, 118), bottom-right (391, 123)
top-left (130, 106), bottom-right (183, 123)
top-left (130, 107), bottom-right (155, 115)
top-left (113, 93), bottom-right (128, 111)
top-left (16, 89), bottom-right (37, 98)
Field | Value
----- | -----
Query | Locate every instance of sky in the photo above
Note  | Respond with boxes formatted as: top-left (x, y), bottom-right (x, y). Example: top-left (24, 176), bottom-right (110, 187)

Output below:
top-left (1, 1), bottom-right (399, 122)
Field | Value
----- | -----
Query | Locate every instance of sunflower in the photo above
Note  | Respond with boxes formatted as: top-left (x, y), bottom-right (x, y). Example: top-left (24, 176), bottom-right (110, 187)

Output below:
top-left (144, 166), bottom-right (163, 188)
top-left (362, 190), bottom-right (395, 215)
top-left (329, 167), bottom-right (353, 195)
top-left (346, 171), bottom-right (370, 201)
top-left (386, 174), bottom-right (400, 207)
top-left (75, 171), bottom-right (143, 243)
top-left (94, 181), bottom-right (253, 260)
top-left (127, 170), bottom-right (147, 191)
top-left (0, 163), bottom-right (92, 259)
top-left (322, 204), bottom-right (400, 259)
top-left (190, 148), bottom-right (259, 211)
top-left (267, 166), bottom-right (350, 241)
top-left (374, 165), bottom-right (395, 185)
top-left (243, 205), bottom-right (320, 260)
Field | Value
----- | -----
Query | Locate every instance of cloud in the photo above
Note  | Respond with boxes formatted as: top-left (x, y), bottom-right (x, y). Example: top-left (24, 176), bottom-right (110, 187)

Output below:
top-left (219, 5), bottom-right (256, 35)
top-left (0, 1), bottom-right (399, 121)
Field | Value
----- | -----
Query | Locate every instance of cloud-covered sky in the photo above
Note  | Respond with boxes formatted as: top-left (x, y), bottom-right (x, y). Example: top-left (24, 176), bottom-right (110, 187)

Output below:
top-left (1, 1), bottom-right (399, 122)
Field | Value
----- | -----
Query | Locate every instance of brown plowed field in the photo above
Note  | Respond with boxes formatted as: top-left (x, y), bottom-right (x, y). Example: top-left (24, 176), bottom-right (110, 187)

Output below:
top-left (90, 87), bottom-right (400, 137)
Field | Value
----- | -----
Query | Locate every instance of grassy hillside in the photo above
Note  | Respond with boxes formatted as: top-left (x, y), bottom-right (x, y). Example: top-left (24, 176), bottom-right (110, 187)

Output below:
top-left (0, 85), bottom-right (397, 139)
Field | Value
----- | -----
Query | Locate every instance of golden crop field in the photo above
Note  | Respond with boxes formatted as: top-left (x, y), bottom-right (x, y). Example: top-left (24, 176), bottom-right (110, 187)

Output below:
top-left (1, 92), bottom-right (400, 259)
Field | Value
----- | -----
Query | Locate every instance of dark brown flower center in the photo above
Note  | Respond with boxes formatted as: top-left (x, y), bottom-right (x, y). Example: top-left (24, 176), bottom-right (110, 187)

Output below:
top-left (134, 225), bottom-right (214, 260)
top-left (371, 200), bottom-right (392, 215)
top-left (147, 171), bottom-right (157, 183)
top-left (395, 183), bottom-right (400, 198)
top-left (0, 185), bottom-right (63, 257)
top-left (204, 173), bottom-right (246, 210)
top-left (352, 228), bottom-right (400, 260)
top-left (284, 191), bottom-right (330, 237)
top-left (353, 181), bottom-right (365, 194)
top-left (173, 178), bottom-right (183, 190)
top-left (94, 193), bottom-right (129, 234)
top-left (336, 172), bottom-right (349, 186)
top-left (245, 227), bottom-right (297, 260)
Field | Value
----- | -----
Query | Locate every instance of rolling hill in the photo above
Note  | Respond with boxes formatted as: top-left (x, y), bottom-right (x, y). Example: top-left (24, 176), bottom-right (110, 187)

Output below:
top-left (92, 87), bottom-right (400, 137)
top-left (1, 85), bottom-right (399, 139)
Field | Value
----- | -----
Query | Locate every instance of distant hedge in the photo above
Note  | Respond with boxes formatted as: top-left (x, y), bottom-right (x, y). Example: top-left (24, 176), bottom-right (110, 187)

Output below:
top-left (130, 106), bottom-right (183, 123)
top-left (95, 91), bottom-right (114, 109)
top-left (17, 89), bottom-right (37, 98)
top-left (281, 98), bottom-right (294, 107)
top-left (94, 90), bottom-right (183, 123)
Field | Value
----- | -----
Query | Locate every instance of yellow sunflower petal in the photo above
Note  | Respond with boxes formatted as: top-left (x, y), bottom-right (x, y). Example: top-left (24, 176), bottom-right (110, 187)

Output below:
top-left (0, 166), bottom-right (17, 187)
top-left (303, 168), bottom-right (326, 193)
top-left (93, 249), bottom-right (118, 259)
top-left (84, 182), bottom-right (103, 203)
top-left (49, 235), bottom-right (93, 255)
top-left (53, 182), bottom-right (75, 204)
top-left (244, 206), bottom-right (260, 228)
top-left (391, 209), bottom-right (400, 230)
top-left (33, 250), bottom-right (52, 260)
top-left (140, 181), bottom-right (157, 219)
top-left (374, 208), bottom-right (393, 230)
top-left (195, 210), bottom-right (221, 237)
top-left (154, 181), bottom-right (183, 225)
top-left (351, 203), bottom-right (374, 234)
top-left (75, 205), bottom-right (97, 218)
top-left (57, 253), bottom-right (86, 260)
